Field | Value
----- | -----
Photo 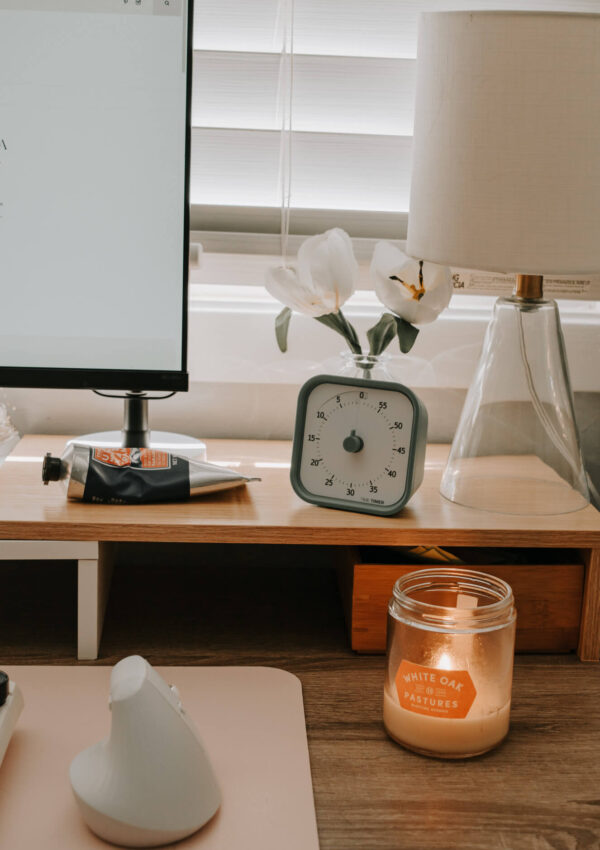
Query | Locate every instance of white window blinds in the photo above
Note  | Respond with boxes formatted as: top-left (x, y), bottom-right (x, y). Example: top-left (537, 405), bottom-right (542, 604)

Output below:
top-left (191, 0), bottom-right (600, 248)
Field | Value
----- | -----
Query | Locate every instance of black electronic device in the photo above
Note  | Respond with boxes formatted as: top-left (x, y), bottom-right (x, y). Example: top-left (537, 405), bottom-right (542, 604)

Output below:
top-left (0, 0), bottom-right (195, 444)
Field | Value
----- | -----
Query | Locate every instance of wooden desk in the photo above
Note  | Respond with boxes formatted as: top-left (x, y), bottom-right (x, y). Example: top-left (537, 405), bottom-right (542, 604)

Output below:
top-left (2, 554), bottom-right (599, 850)
top-left (0, 435), bottom-right (599, 660)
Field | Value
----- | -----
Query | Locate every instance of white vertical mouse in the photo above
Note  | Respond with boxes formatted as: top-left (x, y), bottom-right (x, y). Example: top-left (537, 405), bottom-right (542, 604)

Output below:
top-left (0, 672), bottom-right (24, 769)
top-left (70, 656), bottom-right (221, 847)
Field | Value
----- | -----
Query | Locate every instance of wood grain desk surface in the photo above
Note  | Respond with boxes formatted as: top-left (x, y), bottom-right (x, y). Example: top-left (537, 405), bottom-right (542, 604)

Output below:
top-left (0, 435), bottom-right (598, 546)
top-left (2, 549), bottom-right (599, 850)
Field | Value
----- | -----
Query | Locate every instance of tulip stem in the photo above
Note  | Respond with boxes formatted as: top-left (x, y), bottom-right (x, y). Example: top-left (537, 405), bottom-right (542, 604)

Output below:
top-left (315, 310), bottom-right (362, 354)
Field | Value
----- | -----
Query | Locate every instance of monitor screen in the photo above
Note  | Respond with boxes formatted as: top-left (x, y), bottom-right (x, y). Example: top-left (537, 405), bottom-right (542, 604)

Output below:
top-left (0, 0), bottom-right (191, 391)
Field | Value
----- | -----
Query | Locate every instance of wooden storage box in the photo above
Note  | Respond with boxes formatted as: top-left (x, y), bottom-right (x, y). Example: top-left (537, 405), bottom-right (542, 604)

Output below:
top-left (338, 546), bottom-right (585, 653)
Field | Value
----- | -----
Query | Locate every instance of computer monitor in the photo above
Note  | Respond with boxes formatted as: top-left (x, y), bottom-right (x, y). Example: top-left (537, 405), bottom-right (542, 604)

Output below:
top-left (0, 0), bottom-right (192, 395)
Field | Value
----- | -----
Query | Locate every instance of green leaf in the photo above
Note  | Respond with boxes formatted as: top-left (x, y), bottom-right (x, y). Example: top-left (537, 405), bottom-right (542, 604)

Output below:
top-left (367, 313), bottom-right (397, 356)
top-left (315, 311), bottom-right (362, 354)
top-left (315, 312), bottom-right (346, 342)
top-left (394, 316), bottom-right (420, 354)
top-left (338, 309), bottom-right (362, 354)
top-left (275, 307), bottom-right (292, 353)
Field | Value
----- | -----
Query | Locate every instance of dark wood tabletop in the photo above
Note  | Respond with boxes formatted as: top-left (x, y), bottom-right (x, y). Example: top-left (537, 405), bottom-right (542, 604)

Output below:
top-left (2, 542), bottom-right (599, 849)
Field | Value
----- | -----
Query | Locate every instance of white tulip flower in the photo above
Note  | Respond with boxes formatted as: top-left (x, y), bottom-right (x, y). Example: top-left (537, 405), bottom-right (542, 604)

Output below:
top-left (371, 241), bottom-right (452, 325)
top-left (264, 265), bottom-right (325, 318)
top-left (265, 228), bottom-right (358, 318)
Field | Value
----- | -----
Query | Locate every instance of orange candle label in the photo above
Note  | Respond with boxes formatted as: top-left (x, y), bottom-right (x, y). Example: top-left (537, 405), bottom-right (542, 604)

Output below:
top-left (395, 660), bottom-right (476, 719)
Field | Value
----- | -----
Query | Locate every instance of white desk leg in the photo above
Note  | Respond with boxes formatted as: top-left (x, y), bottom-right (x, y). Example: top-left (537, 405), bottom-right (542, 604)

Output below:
top-left (77, 543), bottom-right (115, 660)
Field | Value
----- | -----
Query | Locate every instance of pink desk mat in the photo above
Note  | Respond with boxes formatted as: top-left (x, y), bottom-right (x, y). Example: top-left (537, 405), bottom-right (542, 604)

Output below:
top-left (0, 665), bottom-right (319, 850)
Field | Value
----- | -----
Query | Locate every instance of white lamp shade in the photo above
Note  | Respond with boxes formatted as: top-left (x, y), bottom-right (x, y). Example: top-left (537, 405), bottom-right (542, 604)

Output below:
top-left (406, 11), bottom-right (600, 275)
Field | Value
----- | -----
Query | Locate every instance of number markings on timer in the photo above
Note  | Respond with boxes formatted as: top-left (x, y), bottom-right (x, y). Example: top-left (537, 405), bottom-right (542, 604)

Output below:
top-left (299, 384), bottom-right (415, 508)
top-left (291, 375), bottom-right (428, 516)
top-left (310, 395), bottom-right (399, 485)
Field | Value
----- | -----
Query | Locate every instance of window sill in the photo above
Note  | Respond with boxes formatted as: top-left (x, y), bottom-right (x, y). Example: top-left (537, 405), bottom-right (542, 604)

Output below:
top-left (188, 285), bottom-right (600, 392)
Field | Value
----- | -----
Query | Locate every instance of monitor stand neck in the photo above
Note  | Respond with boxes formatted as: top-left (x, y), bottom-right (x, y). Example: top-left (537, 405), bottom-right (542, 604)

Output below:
top-left (122, 392), bottom-right (150, 448)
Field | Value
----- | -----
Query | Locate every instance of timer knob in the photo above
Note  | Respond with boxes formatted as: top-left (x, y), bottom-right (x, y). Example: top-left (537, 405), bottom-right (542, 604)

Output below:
top-left (342, 430), bottom-right (364, 454)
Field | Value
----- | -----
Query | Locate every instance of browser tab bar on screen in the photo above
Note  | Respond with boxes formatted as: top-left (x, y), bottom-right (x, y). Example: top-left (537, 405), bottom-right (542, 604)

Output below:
top-left (154, 0), bottom-right (182, 15)
top-left (0, 0), bottom-right (181, 15)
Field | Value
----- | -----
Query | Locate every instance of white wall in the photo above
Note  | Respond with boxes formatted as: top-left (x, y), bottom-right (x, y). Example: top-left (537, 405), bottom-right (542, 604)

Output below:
top-left (2, 290), bottom-right (598, 502)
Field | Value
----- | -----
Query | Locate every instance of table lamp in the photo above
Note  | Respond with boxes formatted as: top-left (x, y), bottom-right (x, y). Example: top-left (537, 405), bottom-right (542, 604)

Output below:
top-left (406, 10), bottom-right (599, 515)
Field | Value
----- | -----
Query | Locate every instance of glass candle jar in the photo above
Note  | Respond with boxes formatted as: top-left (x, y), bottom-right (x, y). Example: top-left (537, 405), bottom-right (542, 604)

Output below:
top-left (384, 568), bottom-right (516, 759)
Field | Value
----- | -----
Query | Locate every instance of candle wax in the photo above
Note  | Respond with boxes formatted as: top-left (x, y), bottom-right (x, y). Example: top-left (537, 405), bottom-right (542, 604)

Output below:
top-left (383, 688), bottom-right (510, 757)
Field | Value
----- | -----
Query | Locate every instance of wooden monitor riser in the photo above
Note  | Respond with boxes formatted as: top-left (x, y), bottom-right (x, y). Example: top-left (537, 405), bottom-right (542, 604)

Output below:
top-left (0, 436), bottom-right (598, 660)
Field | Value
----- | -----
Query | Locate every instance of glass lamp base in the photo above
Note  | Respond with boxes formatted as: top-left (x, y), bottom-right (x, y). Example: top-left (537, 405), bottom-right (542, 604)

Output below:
top-left (440, 468), bottom-right (589, 516)
top-left (442, 295), bottom-right (590, 516)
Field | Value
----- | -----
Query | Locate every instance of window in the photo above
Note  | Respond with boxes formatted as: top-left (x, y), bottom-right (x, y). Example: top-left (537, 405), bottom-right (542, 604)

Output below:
top-left (188, 0), bottom-right (600, 394)
top-left (190, 0), bottom-right (600, 247)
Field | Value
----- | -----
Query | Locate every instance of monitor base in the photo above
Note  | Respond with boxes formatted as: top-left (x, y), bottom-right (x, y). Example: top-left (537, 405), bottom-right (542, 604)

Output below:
top-left (69, 391), bottom-right (207, 460)
top-left (67, 432), bottom-right (207, 461)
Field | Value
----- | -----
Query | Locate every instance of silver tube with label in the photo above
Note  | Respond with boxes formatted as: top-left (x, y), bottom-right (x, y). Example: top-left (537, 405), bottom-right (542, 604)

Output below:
top-left (42, 444), bottom-right (260, 503)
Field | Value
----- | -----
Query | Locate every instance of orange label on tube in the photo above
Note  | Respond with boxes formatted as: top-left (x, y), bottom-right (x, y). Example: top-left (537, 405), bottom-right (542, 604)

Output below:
top-left (395, 660), bottom-right (476, 719)
top-left (139, 450), bottom-right (170, 469)
top-left (93, 448), bottom-right (170, 469)
top-left (93, 448), bottom-right (133, 467)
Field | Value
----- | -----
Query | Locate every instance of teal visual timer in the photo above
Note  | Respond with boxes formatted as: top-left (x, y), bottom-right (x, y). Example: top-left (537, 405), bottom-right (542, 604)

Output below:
top-left (290, 374), bottom-right (428, 517)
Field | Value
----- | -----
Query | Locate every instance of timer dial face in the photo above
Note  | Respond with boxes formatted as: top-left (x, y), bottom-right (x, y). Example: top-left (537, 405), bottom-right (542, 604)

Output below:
top-left (296, 379), bottom-right (415, 512)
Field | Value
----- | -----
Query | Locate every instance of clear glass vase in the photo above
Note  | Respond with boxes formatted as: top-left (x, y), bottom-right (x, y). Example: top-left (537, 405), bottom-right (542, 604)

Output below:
top-left (440, 295), bottom-right (590, 515)
top-left (333, 352), bottom-right (396, 382)
top-left (325, 352), bottom-right (436, 388)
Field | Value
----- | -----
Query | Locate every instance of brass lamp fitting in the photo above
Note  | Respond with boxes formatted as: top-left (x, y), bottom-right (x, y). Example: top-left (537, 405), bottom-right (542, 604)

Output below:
top-left (514, 274), bottom-right (544, 300)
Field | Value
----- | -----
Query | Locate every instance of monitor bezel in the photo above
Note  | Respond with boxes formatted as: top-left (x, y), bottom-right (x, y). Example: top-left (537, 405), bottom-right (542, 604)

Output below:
top-left (0, 0), bottom-right (194, 394)
top-left (0, 366), bottom-right (188, 392)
